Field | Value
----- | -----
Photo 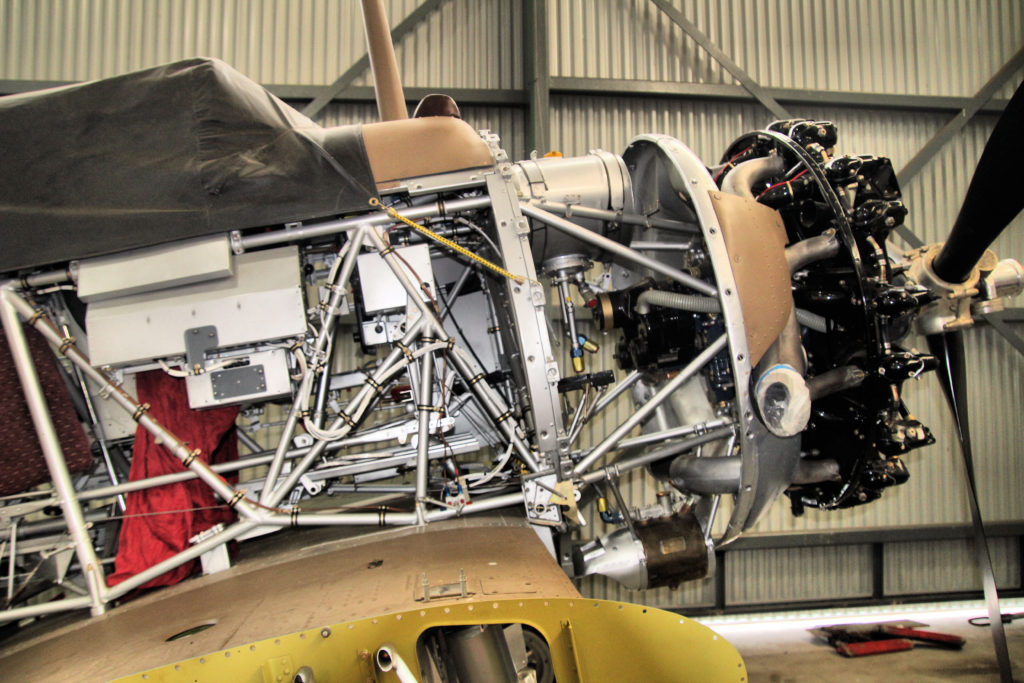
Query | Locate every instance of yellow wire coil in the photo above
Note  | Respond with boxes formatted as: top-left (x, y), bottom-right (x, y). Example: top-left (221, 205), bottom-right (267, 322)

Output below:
top-left (369, 197), bottom-right (526, 284)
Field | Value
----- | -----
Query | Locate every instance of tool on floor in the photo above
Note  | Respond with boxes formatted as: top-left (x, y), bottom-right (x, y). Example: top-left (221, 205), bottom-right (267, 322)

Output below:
top-left (814, 621), bottom-right (966, 658)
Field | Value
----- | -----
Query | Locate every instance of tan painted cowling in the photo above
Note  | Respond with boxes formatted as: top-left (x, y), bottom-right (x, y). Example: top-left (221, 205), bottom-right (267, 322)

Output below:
top-left (708, 190), bottom-right (792, 367)
top-left (362, 116), bottom-right (495, 187)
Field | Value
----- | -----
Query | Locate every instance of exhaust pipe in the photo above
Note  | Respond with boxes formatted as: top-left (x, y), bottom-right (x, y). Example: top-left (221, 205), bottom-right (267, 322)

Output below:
top-left (360, 0), bottom-right (408, 121)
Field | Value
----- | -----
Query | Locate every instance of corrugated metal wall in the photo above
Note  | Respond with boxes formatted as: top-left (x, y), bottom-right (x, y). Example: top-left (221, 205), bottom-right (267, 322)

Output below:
top-left (2, 0), bottom-right (1021, 611)
top-left (0, 0), bottom-right (521, 89)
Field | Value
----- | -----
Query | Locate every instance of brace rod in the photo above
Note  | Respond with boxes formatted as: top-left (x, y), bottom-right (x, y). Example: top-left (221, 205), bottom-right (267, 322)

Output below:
top-left (0, 286), bottom-right (107, 615)
top-left (238, 196), bottom-right (491, 251)
top-left (520, 203), bottom-right (717, 296)
top-left (649, 0), bottom-right (791, 120)
top-left (1, 288), bottom-right (262, 525)
top-left (572, 334), bottom-right (728, 475)
top-left (262, 228), bottom-right (366, 503)
top-left (364, 225), bottom-right (540, 472)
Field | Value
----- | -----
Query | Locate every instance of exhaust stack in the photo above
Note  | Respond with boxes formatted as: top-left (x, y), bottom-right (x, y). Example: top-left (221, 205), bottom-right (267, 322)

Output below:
top-left (360, 0), bottom-right (408, 121)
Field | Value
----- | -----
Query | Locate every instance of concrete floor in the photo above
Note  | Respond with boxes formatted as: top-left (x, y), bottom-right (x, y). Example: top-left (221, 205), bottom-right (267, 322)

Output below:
top-left (701, 601), bottom-right (1024, 682)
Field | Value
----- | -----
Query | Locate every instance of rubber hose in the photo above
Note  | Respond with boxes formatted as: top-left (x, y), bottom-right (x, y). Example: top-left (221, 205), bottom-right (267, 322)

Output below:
top-left (795, 308), bottom-right (828, 333)
top-left (634, 289), bottom-right (721, 315)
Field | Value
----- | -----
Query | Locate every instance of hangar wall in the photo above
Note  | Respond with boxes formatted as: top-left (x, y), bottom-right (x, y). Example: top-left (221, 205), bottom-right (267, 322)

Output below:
top-left (1, 0), bottom-right (1021, 612)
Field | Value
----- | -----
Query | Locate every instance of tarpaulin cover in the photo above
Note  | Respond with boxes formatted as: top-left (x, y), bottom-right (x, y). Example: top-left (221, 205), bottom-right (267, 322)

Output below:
top-left (0, 58), bottom-right (377, 273)
top-left (106, 370), bottom-right (239, 591)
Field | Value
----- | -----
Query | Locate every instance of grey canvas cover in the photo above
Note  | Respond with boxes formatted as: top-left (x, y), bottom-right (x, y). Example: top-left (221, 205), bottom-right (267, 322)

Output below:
top-left (0, 58), bottom-right (377, 273)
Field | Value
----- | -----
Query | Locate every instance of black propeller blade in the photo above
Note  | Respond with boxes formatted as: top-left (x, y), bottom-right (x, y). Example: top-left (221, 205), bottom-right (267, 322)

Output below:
top-left (932, 81), bottom-right (1024, 284)
top-left (925, 331), bottom-right (1013, 681)
top-left (925, 81), bottom-right (1023, 682)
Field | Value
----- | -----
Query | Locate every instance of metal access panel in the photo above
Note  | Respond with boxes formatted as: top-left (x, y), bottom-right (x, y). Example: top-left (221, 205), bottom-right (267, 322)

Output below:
top-left (356, 244), bottom-right (433, 313)
top-left (76, 235), bottom-right (234, 303)
top-left (86, 246), bottom-right (306, 367)
top-left (184, 348), bottom-right (292, 409)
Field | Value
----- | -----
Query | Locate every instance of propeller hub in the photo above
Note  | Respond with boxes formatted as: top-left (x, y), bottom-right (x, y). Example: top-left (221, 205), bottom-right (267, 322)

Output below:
top-left (904, 245), bottom-right (1024, 335)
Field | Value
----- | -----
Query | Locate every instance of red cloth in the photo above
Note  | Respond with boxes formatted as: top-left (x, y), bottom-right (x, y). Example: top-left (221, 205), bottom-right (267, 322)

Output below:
top-left (107, 370), bottom-right (239, 590)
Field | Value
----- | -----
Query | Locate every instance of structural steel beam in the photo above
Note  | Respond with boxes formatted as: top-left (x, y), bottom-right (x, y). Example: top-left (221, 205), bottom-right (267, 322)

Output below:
top-left (898, 47), bottom-right (1024, 187)
top-left (727, 521), bottom-right (1024, 551)
top-left (649, 0), bottom-right (791, 120)
top-left (2, 78), bottom-right (1010, 119)
top-left (892, 48), bottom-right (1024, 248)
top-left (301, 0), bottom-right (447, 120)
top-left (980, 308), bottom-right (1024, 358)
top-left (271, 84), bottom-right (527, 107)
top-left (523, 0), bottom-right (551, 154)
top-left (549, 77), bottom-right (1012, 115)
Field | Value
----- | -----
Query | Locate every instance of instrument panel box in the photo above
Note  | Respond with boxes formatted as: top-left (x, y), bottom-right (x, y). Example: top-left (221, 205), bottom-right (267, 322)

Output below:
top-left (86, 246), bottom-right (306, 367)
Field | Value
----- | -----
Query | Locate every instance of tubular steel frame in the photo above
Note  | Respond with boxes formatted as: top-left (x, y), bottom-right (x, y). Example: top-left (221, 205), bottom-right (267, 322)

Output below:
top-left (0, 171), bottom-right (743, 622)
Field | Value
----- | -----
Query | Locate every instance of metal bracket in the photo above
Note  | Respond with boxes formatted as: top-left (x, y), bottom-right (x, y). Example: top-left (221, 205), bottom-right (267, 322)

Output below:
top-left (522, 474), bottom-right (564, 526)
top-left (184, 325), bottom-right (218, 370)
top-left (415, 568), bottom-right (472, 602)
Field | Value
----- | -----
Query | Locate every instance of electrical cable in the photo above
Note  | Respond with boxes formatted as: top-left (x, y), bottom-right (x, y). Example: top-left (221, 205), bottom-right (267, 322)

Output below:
top-left (969, 612), bottom-right (1024, 627)
top-left (370, 197), bottom-right (530, 284)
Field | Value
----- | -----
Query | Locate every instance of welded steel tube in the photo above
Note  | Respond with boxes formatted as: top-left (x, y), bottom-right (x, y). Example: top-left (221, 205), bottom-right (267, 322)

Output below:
top-left (415, 350), bottom-right (434, 522)
top-left (0, 286), bottom-right (106, 615)
top-left (104, 520), bottom-right (259, 600)
top-left (613, 418), bottom-right (733, 452)
top-left (3, 290), bottom-right (262, 524)
top-left (261, 493), bottom-right (528, 527)
top-left (363, 226), bottom-right (539, 472)
top-left (262, 230), bottom-right (366, 503)
top-left (71, 363), bottom-right (126, 511)
top-left (533, 200), bottom-right (699, 233)
top-left (572, 335), bottom-right (728, 475)
top-left (262, 332), bottom-right (418, 509)
top-left (591, 369), bottom-right (641, 417)
top-left (521, 203), bottom-right (717, 296)
top-left (21, 269), bottom-right (72, 288)
top-left (580, 426), bottom-right (736, 485)
top-left (239, 196), bottom-right (491, 250)
top-left (0, 595), bottom-right (93, 625)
